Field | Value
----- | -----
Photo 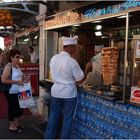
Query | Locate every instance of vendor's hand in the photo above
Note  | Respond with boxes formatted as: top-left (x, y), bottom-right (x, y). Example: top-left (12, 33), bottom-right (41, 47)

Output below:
top-left (77, 62), bottom-right (92, 85)
top-left (85, 62), bottom-right (92, 72)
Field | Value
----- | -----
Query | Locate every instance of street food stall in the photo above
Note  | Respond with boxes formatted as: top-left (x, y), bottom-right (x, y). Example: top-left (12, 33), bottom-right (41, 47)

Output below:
top-left (39, 1), bottom-right (140, 139)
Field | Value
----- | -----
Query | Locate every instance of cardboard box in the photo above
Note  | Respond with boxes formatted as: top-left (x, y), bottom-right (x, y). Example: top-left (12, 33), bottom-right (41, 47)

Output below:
top-left (130, 87), bottom-right (140, 104)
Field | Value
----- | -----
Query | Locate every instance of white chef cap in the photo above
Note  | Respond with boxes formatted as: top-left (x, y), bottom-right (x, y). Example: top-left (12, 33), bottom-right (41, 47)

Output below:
top-left (62, 36), bottom-right (78, 46)
top-left (95, 44), bottom-right (104, 52)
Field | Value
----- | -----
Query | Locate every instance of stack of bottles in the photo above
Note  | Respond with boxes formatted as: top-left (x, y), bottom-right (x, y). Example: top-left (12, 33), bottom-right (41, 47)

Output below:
top-left (71, 90), bottom-right (140, 139)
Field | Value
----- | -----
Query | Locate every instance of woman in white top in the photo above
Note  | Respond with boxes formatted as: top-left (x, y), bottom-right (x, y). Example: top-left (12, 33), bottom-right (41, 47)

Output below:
top-left (1, 49), bottom-right (24, 133)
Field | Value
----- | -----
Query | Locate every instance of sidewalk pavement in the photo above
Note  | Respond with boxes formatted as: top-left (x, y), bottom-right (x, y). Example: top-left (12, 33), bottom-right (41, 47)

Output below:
top-left (0, 115), bottom-right (47, 139)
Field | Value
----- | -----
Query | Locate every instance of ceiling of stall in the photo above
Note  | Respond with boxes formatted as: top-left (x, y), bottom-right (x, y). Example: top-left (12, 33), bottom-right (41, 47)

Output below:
top-left (0, 1), bottom-right (47, 37)
top-left (1, 1), bottom-right (140, 38)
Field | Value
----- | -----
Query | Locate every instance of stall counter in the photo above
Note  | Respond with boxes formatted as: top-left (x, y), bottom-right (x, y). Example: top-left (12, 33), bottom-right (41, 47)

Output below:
top-left (19, 63), bottom-right (39, 96)
top-left (39, 80), bottom-right (140, 139)
top-left (72, 88), bottom-right (140, 139)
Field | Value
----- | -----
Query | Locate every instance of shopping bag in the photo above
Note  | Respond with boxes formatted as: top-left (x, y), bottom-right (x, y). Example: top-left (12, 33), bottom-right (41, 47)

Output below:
top-left (18, 81), bottom-right (35, 108)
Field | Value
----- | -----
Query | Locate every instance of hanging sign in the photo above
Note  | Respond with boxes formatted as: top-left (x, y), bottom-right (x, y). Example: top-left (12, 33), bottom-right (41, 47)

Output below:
top-left (84, 0), bottom-right (140, 18)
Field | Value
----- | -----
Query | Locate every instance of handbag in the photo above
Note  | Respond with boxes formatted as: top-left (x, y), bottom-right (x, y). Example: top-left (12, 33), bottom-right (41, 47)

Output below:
top-left (18, 81), bottom-right (35, 108)
top-left (0, 64), bottom-right (12, 93)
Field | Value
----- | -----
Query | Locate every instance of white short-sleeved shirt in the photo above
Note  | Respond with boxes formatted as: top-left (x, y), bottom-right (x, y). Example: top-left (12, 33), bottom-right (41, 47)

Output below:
top-left (50, 51), bottom-right (84, 98)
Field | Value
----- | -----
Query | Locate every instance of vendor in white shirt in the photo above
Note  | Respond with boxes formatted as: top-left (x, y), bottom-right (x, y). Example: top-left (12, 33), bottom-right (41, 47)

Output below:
top-left (44, 36), bottom-right (92, 139)
top-left (29, 46), bottom-right (39, 64)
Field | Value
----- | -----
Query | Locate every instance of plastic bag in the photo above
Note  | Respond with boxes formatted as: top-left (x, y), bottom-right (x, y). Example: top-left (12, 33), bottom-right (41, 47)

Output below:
top-left (18, 81), bottom-right (35, 108)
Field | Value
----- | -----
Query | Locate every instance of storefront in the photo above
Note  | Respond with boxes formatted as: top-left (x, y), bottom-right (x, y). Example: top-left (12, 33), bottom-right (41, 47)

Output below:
top-left (40, 1), bottom-right (140, 138)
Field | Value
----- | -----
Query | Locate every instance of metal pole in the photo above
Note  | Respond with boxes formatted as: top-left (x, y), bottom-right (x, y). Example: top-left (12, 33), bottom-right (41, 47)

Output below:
top-left (122, 13), bottom-right (129, 103)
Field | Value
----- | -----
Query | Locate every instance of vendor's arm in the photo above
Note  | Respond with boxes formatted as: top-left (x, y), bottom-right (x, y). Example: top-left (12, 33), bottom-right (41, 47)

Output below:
top-left (75, 61), bottom-right (92, 85)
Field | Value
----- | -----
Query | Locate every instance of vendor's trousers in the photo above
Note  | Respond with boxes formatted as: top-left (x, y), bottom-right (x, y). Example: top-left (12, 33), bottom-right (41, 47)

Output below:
top-left (44, 97), bottom-right (77, 139)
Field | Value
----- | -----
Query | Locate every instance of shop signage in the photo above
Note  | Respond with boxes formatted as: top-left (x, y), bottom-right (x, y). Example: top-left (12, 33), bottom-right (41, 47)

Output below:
top-left (84, 0), bottom-right (140, 18)
top-left (44, 11), bottom-right (81, 28)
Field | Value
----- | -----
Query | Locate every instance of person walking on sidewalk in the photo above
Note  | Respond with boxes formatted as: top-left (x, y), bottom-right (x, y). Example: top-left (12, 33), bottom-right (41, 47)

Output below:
top-left (44, 36), bottom-right (92, 139)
